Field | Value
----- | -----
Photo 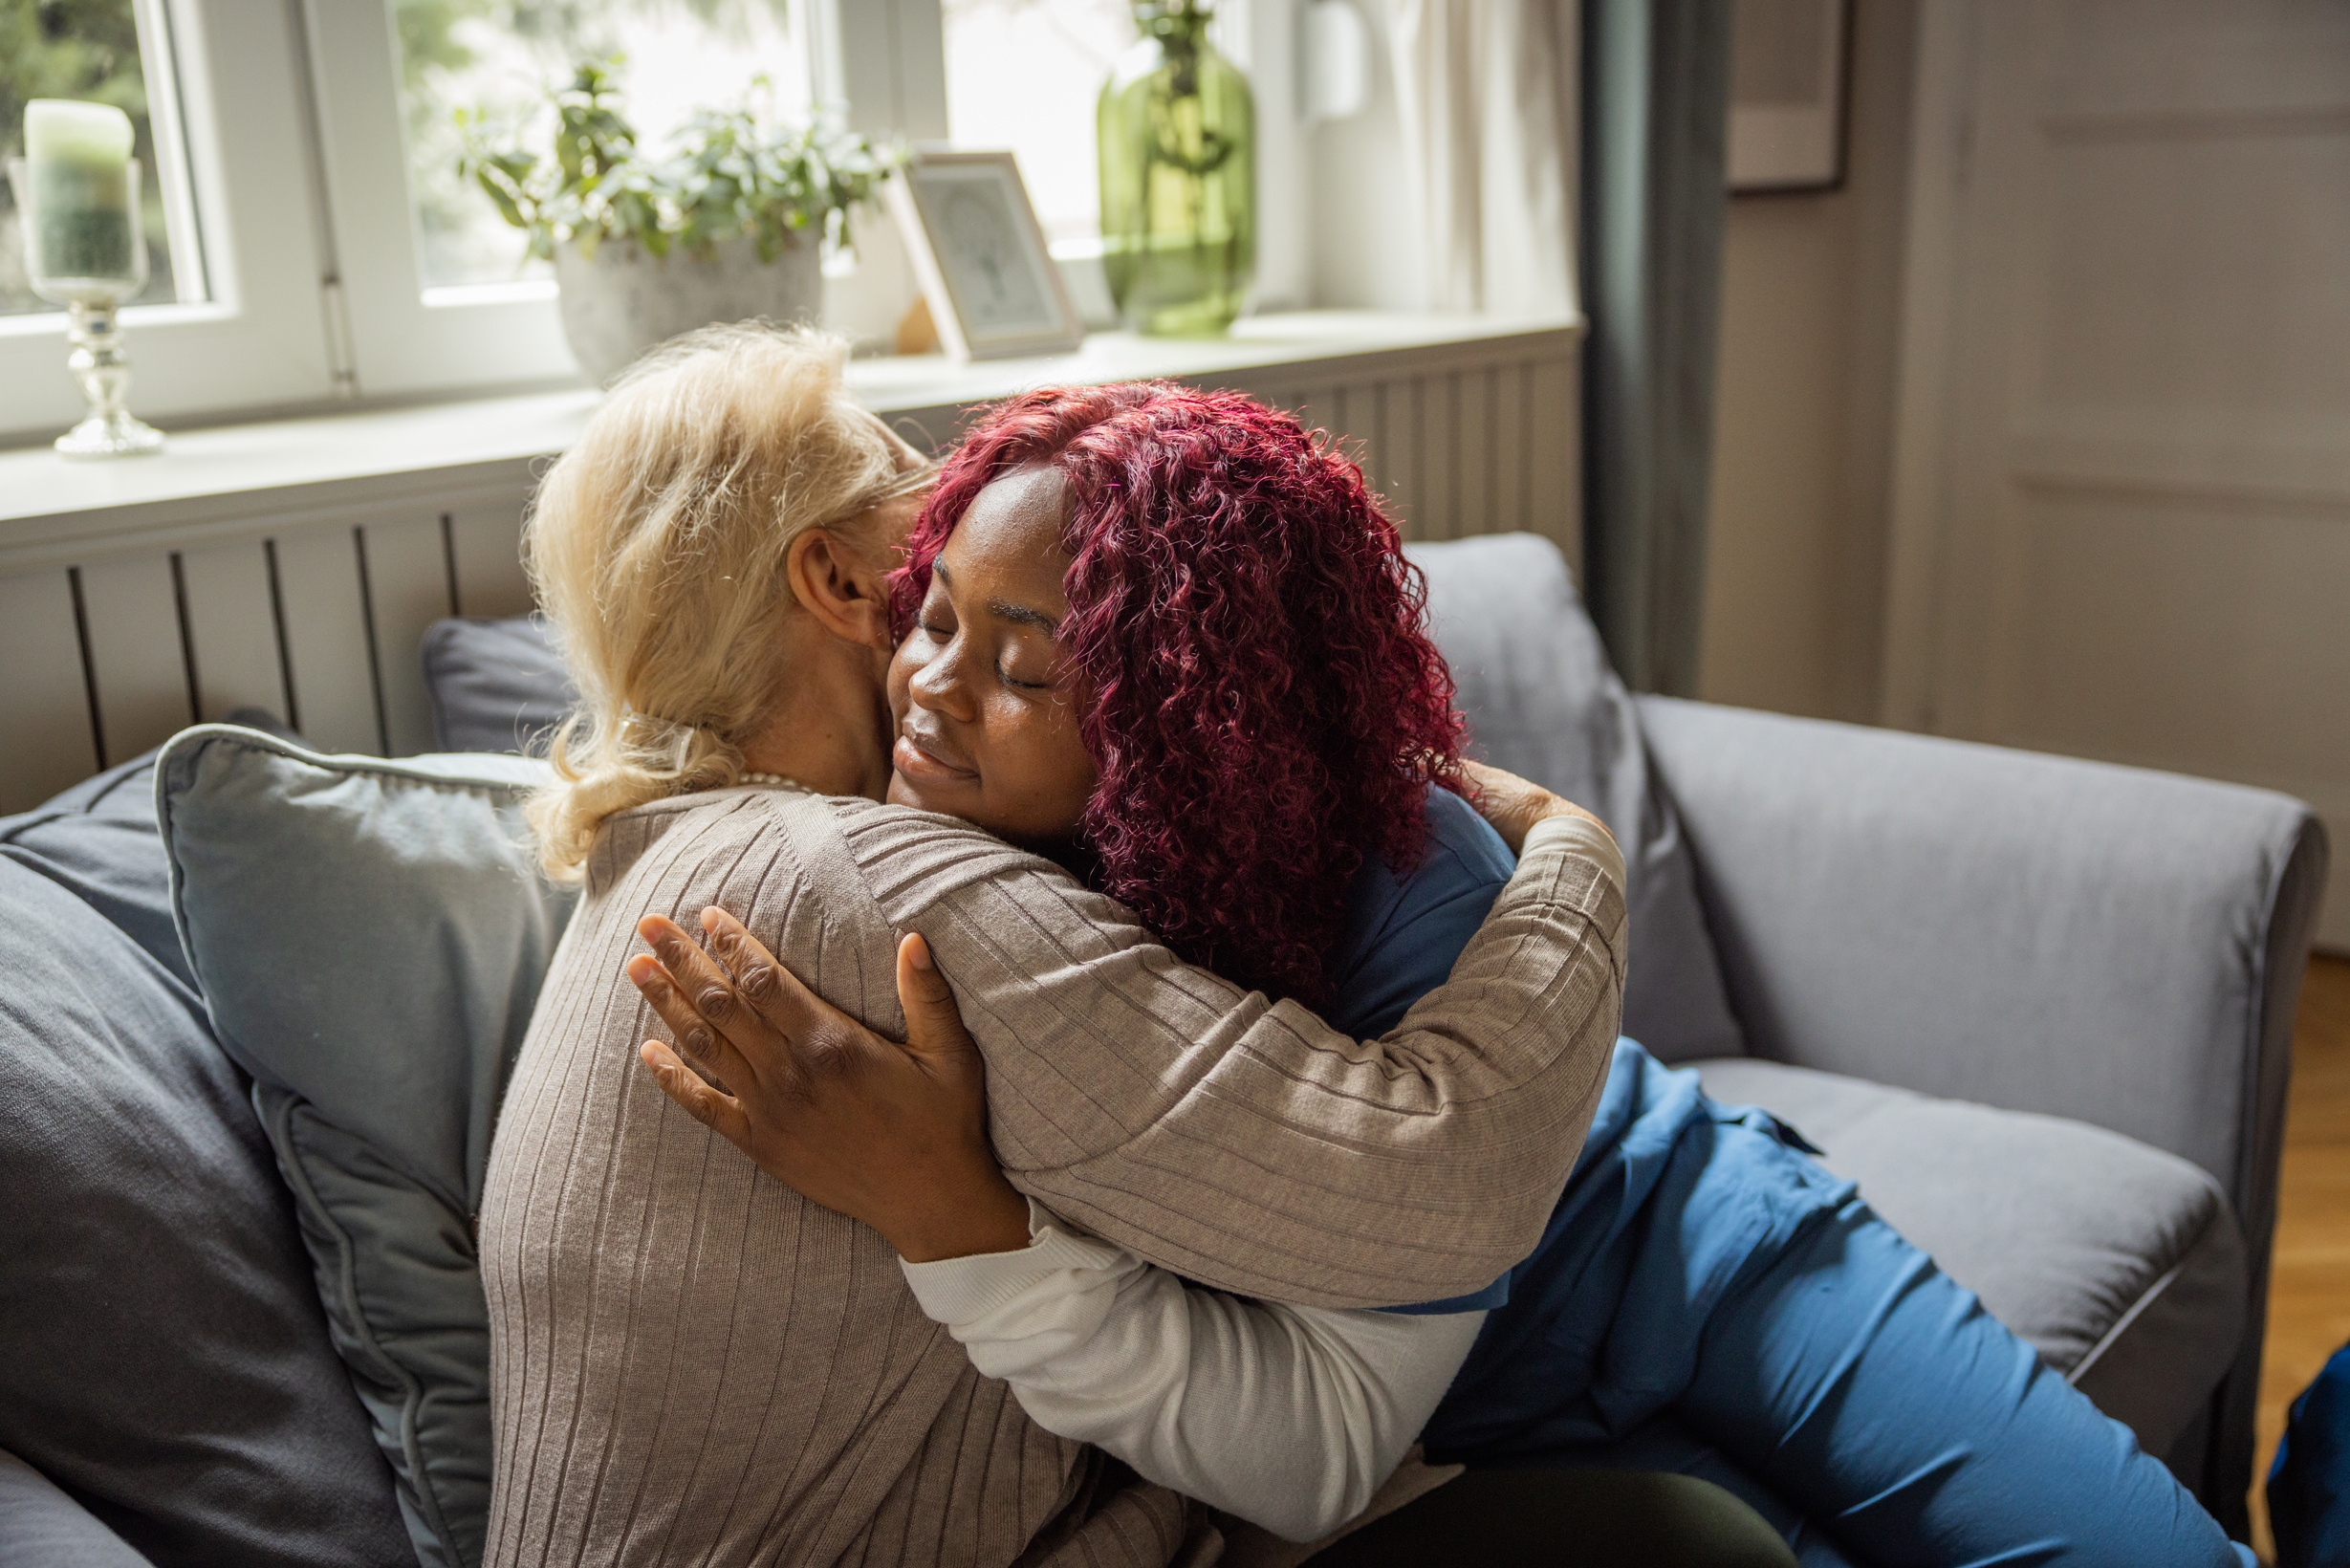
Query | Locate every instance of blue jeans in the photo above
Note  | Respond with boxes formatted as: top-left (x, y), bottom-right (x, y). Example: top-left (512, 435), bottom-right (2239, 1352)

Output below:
top-left (1422, 1042), bottom-right (2253, 1568)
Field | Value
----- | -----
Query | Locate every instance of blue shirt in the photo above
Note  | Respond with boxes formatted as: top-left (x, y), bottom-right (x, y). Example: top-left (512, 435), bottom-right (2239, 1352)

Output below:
top-left (1326, 784), bottom-right (1518, 1314)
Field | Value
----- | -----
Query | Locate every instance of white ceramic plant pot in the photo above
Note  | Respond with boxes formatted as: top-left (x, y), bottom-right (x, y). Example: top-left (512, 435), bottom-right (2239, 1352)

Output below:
top-left (553, 231), bottom-right (822, 386)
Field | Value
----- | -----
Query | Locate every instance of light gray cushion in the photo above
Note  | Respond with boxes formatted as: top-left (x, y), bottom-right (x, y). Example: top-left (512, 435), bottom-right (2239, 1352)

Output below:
top-left (0, 1451), bottom-right (155, 1568)
top-left (157, 728), bottom-right (577, 1568)
top-left (1410, 534), bottom-right (1745, 1061)
top-left (1695, 1057), bottom-right (2247, 1454)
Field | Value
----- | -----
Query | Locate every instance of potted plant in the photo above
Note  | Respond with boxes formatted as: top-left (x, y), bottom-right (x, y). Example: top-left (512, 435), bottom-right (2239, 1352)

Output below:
top-left (459, 62), bottom-right (900, 384)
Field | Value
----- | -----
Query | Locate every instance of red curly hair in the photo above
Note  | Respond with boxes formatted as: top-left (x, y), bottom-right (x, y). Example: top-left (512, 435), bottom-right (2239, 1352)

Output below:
top-left (891, 382), bottom-right (1467, 1006)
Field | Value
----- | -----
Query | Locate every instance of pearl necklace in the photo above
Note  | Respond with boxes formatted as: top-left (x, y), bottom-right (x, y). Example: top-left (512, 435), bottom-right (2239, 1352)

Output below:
top-left (740, 771), bottom-right (808, 791)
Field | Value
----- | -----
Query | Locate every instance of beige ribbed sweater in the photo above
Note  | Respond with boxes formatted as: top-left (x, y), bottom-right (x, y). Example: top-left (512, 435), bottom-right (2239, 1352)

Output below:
top-left (481, 787), bottom-right (1625, 1568)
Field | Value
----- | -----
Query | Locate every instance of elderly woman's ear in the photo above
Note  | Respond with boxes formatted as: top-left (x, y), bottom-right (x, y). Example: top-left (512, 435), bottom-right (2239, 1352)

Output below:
top-left (787, 526), bottom-right (897, 651)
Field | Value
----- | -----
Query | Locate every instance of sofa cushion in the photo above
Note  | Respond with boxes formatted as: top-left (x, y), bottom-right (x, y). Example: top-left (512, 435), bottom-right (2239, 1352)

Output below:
top-left (0, 1450), bottom-right (154, 1568)
top-left (1410, 534), bottom-right (1744, 1061)
top-left (0, 758), bottom-right (410, 1568)
top-left (421, 616), bottom-right (574, 755)
top-left (157, 728), bottom-right (577, 1568)
top-left (1695, 1057), bottom-right (2246, 1454)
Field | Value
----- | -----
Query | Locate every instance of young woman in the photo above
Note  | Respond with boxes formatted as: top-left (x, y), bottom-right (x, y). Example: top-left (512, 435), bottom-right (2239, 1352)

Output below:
top-left (631, 380), bottom-right (2258, 1568)
top-left (481, 326), bottom-right (1674, 1568)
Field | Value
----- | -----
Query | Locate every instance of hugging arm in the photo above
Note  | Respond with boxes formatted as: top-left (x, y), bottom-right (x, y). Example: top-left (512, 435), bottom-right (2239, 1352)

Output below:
top-left (903, 1202), bottom-right (1483, 1540)
top-left (641, 773), bottom-right (1621, 1307)
top-left (635, 908), bottom-right (1487, 1536)
top-left (636, 791), bottom-right (1611, 1534)
top-left (840, 800), bottom-right (1626, 1308)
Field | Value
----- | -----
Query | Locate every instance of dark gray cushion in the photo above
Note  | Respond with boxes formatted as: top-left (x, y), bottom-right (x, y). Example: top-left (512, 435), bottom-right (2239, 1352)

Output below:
top-left (0, 756), bottom-right (410, 1568)
top-left (157, 728), bottom-right (576, 1568)
top-left (1410, 534), bottom-right (1745, 1061)
top-left (1696, 1057), bottom-right (2247, 1455)
top-left (0, 1450), bottom-right (154, 1568)
top-left (421, 616), bottom-right (574, 754)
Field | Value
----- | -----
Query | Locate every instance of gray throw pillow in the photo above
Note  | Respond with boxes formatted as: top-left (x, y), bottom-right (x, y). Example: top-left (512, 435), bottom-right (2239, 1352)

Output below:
top-left (421, 616), bottom-right (575, 754)
top-left (1407, 534), bottom-right (1745, 1062)
top-left (0, 756), bottom-right (410, 1568)
top-left (157, 729), bottom-right (578, 1568)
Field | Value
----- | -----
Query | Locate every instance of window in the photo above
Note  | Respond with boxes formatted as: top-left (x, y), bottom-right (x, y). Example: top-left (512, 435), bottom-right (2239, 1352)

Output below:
top-left (0, 1), bottom-right (339, 439)
top-left (1, 0), bottom-right (201, 314)
top-left (941, 0), bottom-right (1131, 250)
top-left (389, 0), bottom-right (814, 292)
top-left (0, 0), bottom-right (1313, 440)
top-left (941, 0), bottom-right (1257, 254)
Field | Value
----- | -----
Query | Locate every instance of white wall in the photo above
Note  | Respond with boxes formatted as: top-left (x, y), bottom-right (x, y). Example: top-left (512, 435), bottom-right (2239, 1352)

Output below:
top-left (1698, 0), bottom-right (1915, 722)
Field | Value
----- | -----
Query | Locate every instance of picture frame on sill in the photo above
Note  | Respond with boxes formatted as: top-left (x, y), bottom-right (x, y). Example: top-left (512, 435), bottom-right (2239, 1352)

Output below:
top-left (886, 150), bottom-right (1084, 361)
top-left (1727, 0), bottom-right (1850, 193)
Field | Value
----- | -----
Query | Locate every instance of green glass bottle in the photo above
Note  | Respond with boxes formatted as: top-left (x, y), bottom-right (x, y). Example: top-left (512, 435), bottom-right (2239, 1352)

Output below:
top-left (1098, 1), bottom-right (1254, 337)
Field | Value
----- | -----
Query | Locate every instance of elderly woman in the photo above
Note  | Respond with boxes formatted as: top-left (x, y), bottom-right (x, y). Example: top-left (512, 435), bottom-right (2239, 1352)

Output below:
top-left (479, 326), bottom-right (1645, 1568)
top-left (621, 369), bottom-right (2260, 1568)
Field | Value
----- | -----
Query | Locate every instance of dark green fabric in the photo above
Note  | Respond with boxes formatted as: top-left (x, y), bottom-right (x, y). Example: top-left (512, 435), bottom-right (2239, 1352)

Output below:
top-left (1302, 1467), bottom-right (1797, 1568)
top-left (1578, 0), bottom-right (1732, 697)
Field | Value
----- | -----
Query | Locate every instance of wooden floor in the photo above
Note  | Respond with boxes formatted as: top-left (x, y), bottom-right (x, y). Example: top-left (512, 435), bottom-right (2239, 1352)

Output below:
top-left (2251, 952), bottom-right (2350, 1559)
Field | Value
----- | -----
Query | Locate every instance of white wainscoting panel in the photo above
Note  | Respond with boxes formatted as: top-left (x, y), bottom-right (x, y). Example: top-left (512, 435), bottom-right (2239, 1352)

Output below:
top-left (361, 512), bottom-right (461, 757)
top-left (180, 539), bottom-right (291, 726)
top-left (272, 528), bottom-right (381, 758)
top-left (0, 570), bottom-right (95, 805)
top-left (76, 554), bottom-right (193, 767)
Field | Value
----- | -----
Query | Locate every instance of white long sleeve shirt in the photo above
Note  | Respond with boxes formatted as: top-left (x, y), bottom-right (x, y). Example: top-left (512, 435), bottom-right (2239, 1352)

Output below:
top-left (902, 1201), bottom-right (1483, 1541)
top-left (902, 813), bottom-right (1624, 1542)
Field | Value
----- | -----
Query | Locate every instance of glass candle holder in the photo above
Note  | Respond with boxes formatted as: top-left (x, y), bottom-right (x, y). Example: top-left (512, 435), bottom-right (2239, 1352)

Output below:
top-left (8, 144), bottom-right (166, 459)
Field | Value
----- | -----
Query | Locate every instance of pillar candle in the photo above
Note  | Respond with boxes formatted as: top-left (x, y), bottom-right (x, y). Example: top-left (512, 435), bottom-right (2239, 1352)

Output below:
top-left (24, 99), bottom-right (139, 283)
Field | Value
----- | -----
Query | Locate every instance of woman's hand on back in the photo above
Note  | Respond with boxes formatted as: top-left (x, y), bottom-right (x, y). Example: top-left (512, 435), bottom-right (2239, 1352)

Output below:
top-left (625, 908), bottom-right (1034, 1262)
top-left (1456, 758), bottom-right (1604, 854)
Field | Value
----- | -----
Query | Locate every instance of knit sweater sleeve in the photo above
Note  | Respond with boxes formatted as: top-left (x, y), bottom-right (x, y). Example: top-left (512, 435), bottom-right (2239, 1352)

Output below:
top-left (835, 805), bottom-right (1626, 1310)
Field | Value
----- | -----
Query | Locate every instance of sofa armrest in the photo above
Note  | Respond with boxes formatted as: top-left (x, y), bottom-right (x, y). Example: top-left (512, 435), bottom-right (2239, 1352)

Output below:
top-left (1639, 695), bottom-right (2329, 1529)
top-left (1636, 696), bottom-right (2327, 1206)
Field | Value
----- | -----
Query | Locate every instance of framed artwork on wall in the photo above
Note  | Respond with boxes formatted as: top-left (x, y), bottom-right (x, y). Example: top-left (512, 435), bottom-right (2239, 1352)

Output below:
top-left (886, 149), bottom-right (1085, 360)
top-left (1727, 0), bottom-right (1850, 192)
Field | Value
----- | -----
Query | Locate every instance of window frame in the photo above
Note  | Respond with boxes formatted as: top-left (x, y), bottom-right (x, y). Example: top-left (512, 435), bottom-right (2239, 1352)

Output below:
top-left (0, 0), bottom-right (1321, 441)
top-left (0, 0), bottom-right (341, 443)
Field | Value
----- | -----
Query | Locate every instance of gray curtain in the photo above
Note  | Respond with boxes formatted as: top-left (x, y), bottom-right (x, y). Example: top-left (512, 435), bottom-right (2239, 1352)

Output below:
top-left (1578, 0), bottom-right (1732, 696)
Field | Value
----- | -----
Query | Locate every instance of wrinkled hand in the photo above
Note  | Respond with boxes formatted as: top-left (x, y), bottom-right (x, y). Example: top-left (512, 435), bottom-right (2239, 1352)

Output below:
top-left (1456, 757), bottom-right (1603, 854)
top-left (626, 906), bottom-right (1033, 1262)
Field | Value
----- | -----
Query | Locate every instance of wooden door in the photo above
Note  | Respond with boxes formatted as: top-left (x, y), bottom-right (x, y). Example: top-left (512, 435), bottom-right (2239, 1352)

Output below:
top-left (1886, 0), bottom-right (2350, 947)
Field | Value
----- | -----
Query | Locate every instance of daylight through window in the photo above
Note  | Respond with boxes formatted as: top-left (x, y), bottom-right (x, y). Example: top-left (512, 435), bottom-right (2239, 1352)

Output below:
top-left (1, 0), bottom-right (197, 316)
top-left (391, 0), bottom-right (813, 292)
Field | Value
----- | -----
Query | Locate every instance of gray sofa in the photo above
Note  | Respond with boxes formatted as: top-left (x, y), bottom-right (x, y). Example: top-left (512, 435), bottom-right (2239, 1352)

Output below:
top-left (1649, 696), bottom-right (2322, 1534)
top-left (0, 533), bottom-right (2321, 1561)
top-left (1417, 534), bottom-right (2327, 1536)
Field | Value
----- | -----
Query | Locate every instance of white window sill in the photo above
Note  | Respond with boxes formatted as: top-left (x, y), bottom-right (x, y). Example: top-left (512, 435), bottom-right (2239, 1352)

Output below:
top-left (0, 310), bottom-right (1579, 570)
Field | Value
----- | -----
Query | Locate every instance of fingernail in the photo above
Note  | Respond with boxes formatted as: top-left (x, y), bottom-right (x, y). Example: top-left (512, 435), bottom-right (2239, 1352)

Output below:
top-left (906, 934), bottom-right (933, 970)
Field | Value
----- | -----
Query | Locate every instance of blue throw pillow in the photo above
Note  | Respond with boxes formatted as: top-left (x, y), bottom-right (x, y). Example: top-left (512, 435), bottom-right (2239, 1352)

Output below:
top-left (0, 751), bottom-right (411, 1568)
top-left (421, 617), bottom-right (575, 755)
top-left (157, 728), bottom-right (577, 1568)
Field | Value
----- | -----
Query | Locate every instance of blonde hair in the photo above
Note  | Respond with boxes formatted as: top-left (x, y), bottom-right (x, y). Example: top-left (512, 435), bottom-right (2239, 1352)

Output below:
top-left (525, 322), bottom-right (933, 878)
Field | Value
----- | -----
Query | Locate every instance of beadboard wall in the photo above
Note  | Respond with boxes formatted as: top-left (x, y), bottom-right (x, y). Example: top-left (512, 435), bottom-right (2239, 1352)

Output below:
top-left (0, 313), bottom-right (1580, 813)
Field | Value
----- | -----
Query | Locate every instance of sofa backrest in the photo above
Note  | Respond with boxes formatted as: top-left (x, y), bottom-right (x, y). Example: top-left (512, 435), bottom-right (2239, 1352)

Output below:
top-left (1407, 533), bottom-right (1744, 1061)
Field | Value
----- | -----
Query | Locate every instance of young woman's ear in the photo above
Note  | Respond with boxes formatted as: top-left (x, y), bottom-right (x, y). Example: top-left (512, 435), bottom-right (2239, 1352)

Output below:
top-left (787, 529), bottom-right (894, 650)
